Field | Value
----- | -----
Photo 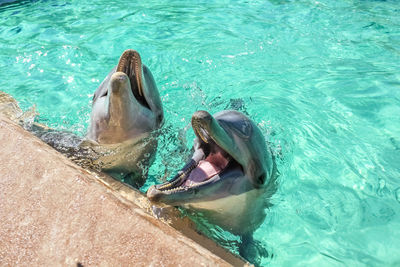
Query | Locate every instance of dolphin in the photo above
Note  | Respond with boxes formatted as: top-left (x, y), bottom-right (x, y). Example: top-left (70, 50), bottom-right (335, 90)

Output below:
top-left (147, 110), bottom-right (277, 236)
top-left (80, 49), bottom-right (164, 187)
top-left (23, 50), bottom-right (163, 188)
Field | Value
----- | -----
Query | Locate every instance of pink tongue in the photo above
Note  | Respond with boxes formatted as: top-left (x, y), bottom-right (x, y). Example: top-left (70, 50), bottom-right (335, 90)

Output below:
top-left (184, 151), bottom-right (229, 187)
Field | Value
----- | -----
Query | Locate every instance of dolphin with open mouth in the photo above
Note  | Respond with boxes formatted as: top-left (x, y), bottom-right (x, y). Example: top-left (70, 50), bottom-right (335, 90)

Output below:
top-left (82, 49), bottom-right (164, 187)
top-left (1, 50), bottom-right (163, 188)
top-left (147, 110), bottom-right (277, 236)
top-left (87, 49), bottom-right (163, 143)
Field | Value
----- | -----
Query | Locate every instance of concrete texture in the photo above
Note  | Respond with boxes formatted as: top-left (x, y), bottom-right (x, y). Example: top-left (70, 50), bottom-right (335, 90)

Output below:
top-left (0, 115), bottom-right (247, 266)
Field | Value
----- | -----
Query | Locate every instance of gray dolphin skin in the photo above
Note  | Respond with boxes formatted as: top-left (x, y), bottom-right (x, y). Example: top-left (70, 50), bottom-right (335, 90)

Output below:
top-left (147, 110), bottom-right (276, 235)
top-left (83, 49), bottom-right (163, 187)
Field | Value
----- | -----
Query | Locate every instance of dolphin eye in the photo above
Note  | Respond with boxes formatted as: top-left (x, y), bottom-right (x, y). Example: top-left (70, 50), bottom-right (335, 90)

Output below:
top-left (156, 113), bottom-right (164, 125)
top-left (257, 173), bottom-right (266, 185)
top-left (93, 90), bottom-right (107, 101)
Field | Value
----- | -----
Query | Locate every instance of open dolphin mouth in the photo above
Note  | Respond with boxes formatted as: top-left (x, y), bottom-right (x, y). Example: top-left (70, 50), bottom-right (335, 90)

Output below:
top-left (147, 117), bottom-right (243, 199)
top-left (115, 49), bottom-right (150, 109)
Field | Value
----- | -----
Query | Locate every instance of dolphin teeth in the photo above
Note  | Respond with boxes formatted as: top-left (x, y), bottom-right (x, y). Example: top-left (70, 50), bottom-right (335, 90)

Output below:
top-left (117, 49), bottom-right (143, 97)
top-left (157, 158), bottom-right (197, 191)
top-left (165, 186), bottom-right (184, 193)
top-left (192, 120), bottom-right (209, 144)
top-left (133, 54), bottom-right (143, 97)
top-left (198, 128), bottom-right (209, 144)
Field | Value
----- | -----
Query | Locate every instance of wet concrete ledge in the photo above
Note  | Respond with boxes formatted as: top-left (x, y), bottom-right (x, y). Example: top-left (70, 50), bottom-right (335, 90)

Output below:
top-left (0, 115), bottom-right (247, 266)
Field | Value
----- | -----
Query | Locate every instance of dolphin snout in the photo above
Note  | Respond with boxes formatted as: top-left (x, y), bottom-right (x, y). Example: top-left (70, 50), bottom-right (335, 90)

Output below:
top-left (192, 110), bottom-right (214, 143)
top-left (110, 72), bottom-right (130, 94)
top-left (147, 185), bottom-right (161, 201)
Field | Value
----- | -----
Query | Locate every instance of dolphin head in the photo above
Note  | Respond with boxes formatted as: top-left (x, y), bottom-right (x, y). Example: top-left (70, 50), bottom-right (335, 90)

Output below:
top-left (147, 110), bottom-right (275, 208)
top-left (87, 49), bottom-right (163, 144)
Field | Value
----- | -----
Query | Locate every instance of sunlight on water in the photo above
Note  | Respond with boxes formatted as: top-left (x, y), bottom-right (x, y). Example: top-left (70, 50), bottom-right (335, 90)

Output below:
top-left (1, 0), bottom-right (399, 265)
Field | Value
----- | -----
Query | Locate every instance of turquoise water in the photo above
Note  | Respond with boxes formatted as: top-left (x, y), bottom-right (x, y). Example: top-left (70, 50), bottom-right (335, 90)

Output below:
top-left (1, 0), bottom-right (400, 265)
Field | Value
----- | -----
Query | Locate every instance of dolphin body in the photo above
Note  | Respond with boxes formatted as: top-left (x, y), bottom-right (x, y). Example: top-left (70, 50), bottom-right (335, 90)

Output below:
top-left (147, 110), bottom-right (277, 236)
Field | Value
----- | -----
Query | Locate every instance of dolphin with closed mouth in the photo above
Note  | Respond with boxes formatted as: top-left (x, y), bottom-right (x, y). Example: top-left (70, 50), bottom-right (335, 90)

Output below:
top-left (147, 110), bottom-right (277, 236)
